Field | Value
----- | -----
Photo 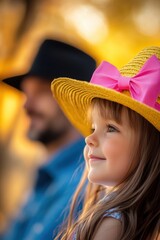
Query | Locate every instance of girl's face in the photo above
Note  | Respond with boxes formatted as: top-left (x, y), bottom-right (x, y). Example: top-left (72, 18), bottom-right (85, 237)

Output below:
top-left (85, 104), bottom-right (136, 187)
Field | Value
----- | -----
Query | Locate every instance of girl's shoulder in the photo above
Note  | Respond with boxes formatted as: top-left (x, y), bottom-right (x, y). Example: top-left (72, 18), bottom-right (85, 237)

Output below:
top-left (73, 216), bottom-right (122, 240)
top-left (93, 217), bottom-right (122, 240)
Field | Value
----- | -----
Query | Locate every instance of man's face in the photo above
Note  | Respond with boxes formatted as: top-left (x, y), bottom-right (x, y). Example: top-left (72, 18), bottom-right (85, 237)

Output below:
top-left (21, 76), bottom-right (72, 145)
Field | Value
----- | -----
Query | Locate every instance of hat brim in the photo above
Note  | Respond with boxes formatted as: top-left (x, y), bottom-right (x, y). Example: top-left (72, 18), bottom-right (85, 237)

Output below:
top-left (51, 77), bottom-right (160, 136)
top-left (3, 74), bottom-right (27, 90)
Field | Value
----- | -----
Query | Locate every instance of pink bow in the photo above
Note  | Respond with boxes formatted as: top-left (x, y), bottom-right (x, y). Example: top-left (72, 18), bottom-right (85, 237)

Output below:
top-left (90, 55), bottom-right (160, 111)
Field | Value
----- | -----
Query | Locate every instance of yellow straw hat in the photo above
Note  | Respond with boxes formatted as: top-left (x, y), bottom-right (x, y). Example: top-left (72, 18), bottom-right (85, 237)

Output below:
top-left (51, 46), bottom-right (160, 137)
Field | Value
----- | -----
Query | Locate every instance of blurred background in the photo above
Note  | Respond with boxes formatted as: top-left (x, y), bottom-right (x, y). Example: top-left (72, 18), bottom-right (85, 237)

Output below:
top-left (0, 0), bottom-right (160, 233)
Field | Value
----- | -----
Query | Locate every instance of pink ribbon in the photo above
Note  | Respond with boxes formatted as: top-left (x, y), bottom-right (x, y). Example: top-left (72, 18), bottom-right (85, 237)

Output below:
top-left (90, 55), bottom-right (160, 111)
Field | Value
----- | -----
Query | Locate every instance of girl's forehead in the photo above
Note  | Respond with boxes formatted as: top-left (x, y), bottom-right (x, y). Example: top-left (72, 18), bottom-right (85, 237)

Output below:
top-left (90, 101), bottom-right (132, 127)
top-left (91, 104), bottom-right (111, 118)
top-left (89, 101), bottom-right (120, 120)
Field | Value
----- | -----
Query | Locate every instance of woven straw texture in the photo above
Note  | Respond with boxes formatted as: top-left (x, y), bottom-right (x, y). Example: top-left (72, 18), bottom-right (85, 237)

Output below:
top-left (51, 46), bottom-right (160, 136)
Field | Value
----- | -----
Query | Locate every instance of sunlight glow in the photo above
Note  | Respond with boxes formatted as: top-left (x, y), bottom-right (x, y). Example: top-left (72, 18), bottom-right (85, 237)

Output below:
top-left (132, 2), bottom-right (160, 36)
top-left (63, 4), bottom-right (108, 43)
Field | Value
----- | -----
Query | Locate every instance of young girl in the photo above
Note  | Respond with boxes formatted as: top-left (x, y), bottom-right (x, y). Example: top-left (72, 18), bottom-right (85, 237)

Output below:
top-left (51, 46), bottom-right (160, 240)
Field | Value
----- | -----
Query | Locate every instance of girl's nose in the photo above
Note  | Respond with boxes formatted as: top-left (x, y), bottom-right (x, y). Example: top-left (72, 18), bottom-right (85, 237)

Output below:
top-left (85, 133), bottom-right (98, 147)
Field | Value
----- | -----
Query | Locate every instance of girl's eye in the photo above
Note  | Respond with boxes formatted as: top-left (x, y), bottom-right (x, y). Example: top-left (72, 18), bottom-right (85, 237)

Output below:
top-left (107, 125), bottom-right (118, 132)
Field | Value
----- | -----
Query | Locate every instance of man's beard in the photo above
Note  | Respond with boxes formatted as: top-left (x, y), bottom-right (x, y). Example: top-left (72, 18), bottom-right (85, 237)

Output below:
top-left (27, 127), bottom-right (68, 145)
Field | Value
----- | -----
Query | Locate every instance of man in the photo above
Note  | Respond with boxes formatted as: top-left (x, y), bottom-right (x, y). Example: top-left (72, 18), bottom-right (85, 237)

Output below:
top-left (1, 39), bottom-right (96, 240)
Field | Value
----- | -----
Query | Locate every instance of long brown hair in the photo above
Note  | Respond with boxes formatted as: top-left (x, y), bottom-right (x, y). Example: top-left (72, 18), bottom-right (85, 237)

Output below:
top-left (55, 98), bottom-right (160, 240)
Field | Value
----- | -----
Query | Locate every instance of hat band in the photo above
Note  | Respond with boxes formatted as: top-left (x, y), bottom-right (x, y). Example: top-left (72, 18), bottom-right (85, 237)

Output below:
top-left (90, 55), bottom-right (160, 111)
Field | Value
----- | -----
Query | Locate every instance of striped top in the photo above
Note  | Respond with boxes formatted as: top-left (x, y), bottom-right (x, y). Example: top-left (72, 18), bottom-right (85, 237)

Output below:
top-left (103, 208), bottom-right (122, 220)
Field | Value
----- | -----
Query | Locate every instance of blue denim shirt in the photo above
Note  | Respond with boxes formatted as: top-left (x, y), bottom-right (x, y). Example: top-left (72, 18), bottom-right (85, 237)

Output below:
top-left (1, 138), bottom-right (85, 240)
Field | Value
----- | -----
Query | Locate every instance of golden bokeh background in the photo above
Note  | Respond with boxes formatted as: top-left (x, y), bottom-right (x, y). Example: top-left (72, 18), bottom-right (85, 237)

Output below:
top-left (0, 0), bottom-right (160, 232)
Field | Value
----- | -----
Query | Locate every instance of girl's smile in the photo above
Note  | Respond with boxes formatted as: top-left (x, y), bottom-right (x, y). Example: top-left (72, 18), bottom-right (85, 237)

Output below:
top-left (88, 154), bottom-right (106, 162)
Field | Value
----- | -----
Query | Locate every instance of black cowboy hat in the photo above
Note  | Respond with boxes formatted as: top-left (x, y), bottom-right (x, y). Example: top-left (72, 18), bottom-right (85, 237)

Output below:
top-left (3, 39), bottom-right (96, 90)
